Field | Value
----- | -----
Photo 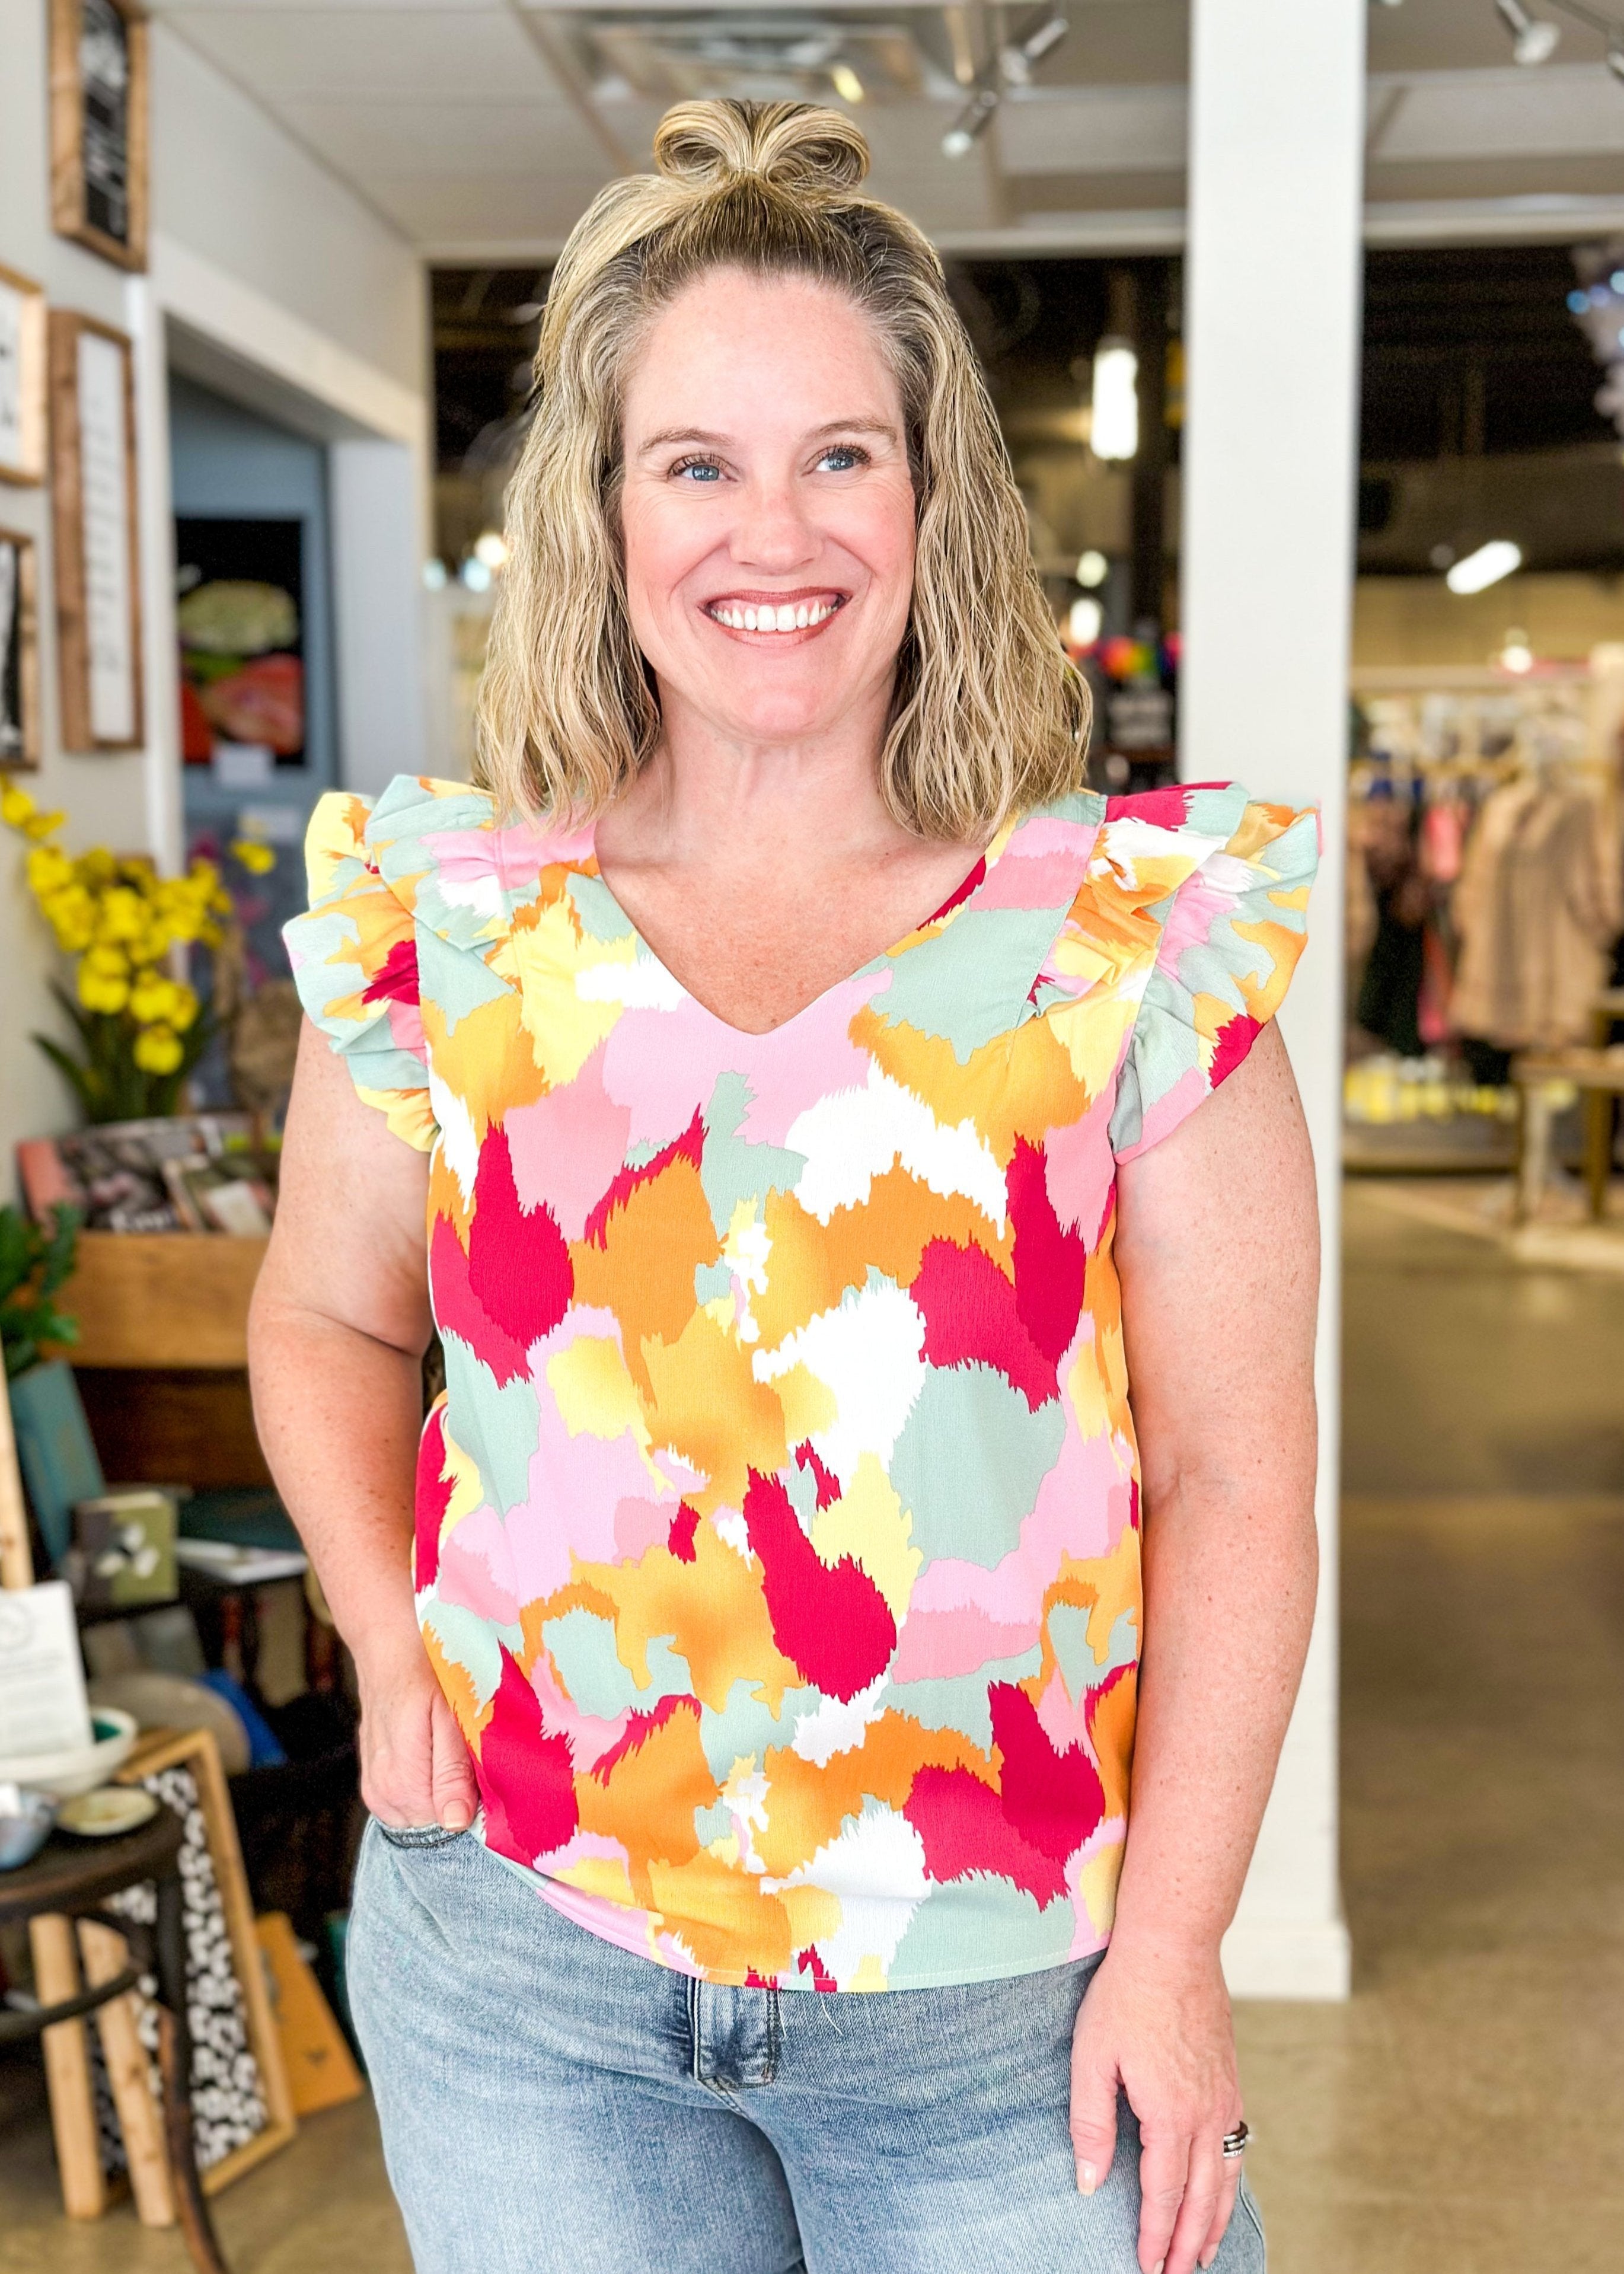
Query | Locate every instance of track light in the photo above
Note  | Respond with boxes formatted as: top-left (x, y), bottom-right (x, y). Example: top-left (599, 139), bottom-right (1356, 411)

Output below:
top-left (1000, 14), bottom-right (1067, 85)
top-left (942, 84), bottom-right (999, 157)
top-left (1494, 0), bottom-right (1561, 64)
top-left (943, 9), bottom-right (1067, 157)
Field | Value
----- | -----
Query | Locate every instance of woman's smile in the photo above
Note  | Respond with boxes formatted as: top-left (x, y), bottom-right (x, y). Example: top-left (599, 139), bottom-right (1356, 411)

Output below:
top-left (702, 588), bottom-right (847, 638)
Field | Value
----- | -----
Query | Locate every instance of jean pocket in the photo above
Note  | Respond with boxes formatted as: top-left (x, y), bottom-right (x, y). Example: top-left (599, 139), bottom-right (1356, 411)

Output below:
top-left (373, 1819), bottom-right (470, 1851)
top-left (1236, 2174), bottom-right (1267, 2267)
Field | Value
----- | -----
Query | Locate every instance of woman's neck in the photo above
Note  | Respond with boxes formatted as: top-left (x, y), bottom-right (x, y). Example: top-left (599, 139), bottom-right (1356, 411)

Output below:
top-left (602, 684), bottom-right (908, 872)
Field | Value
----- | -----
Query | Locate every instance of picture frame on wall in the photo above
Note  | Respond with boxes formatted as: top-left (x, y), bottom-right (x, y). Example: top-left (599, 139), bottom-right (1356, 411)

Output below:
top-left (49, 311), bottom-right (143, 753)
top-left (0, 264), bottom-right (47, 486)
top-left (0, 527), bottom-right (42, 771)
top-left (49, 0), bottom-right (149, 274)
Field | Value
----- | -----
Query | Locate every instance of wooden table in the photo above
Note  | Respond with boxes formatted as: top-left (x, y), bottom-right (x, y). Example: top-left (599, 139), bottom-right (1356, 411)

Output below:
top-left (0, 1809), bottom-right (231, 2272)
top-left (1511, 1044), bottom-right (1624, 1223)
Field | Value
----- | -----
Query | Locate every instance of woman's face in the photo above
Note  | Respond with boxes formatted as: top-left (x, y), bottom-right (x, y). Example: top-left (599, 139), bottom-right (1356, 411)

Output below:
top-left (618, 267), bottom-right (917, 752)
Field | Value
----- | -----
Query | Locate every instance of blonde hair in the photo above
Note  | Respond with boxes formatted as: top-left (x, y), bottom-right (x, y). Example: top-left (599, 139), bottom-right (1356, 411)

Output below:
top-left (476, 98), bottom-right (1089, 841)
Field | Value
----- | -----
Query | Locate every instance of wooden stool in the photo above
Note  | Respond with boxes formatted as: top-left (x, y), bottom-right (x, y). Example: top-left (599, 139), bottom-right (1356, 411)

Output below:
top-left (1511, 1046), bottom-right (1624, 1224)
top-left (0, 1807), bottom-right (230, 2273)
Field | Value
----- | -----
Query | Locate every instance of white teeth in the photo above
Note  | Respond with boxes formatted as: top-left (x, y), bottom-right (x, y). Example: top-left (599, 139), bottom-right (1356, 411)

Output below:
top-left (710, 599), bottom-right (838, 632)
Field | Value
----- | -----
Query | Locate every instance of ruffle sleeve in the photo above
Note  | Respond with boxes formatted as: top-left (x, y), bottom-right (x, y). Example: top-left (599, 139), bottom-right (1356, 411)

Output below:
top-left (1107, 788), bottom-right (1320, 1162)
top-left (283, 789), bottom-right (438, 1152)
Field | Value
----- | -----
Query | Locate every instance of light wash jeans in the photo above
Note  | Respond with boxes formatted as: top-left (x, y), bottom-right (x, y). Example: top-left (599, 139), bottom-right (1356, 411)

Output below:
top-left (348, 1819), bottom-right (1266, 2274)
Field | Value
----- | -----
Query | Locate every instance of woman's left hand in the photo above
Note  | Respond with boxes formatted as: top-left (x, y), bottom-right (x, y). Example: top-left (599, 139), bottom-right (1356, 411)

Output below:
top-left (1068, 1941), bottom-right (1245, 2274)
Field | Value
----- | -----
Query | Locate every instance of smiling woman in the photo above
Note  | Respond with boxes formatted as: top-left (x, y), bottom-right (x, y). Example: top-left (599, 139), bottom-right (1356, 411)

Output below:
top-left (251, 96), bottom-right (1322, 2274)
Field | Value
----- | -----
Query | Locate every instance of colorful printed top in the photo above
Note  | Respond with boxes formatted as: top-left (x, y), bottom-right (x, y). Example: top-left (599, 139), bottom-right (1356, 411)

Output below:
top-left (286, 775), bottom-right (1316, 1992)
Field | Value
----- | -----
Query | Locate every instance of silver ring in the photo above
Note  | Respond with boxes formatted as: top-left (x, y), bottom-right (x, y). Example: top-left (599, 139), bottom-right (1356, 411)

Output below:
top-left (1221, 2122), bottom-right (1250, 2160)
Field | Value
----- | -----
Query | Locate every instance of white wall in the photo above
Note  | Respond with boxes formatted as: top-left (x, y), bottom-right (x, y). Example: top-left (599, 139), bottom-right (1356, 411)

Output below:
top-left (0, 1), bottom-right (430, 1185)
top-left (1182, 0), bottom-right (1366, 1998)
top-left (0, 0), bottom-right (156, 1169)
top-left (149, 27), bottom-right (425, 399)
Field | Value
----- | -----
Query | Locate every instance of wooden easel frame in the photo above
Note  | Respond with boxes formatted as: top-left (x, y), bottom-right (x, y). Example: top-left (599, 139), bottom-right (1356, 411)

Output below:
top-left (47, 310), bottom-right (144, 754)
top-left (49, 0), bottom-right (149, 273)
top-left (2, 1374), bottom-right (295, 2215)
top-left (116, 1726), bottom-right (298, 2192)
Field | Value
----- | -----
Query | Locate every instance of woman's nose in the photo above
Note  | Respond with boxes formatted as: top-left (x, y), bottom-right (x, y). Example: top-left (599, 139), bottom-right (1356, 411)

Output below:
top-left (729, 478), bottom-right (818, 572)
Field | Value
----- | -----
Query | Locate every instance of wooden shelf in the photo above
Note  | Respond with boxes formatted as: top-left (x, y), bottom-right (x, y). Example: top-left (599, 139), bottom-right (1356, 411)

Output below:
top-left (63, 1232), bottom-right (267, 1369)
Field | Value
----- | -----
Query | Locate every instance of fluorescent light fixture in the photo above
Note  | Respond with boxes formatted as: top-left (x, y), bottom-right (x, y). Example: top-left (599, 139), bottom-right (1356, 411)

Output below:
top-left (1498, 632), bottom-right (1534, 673)
top-left (461, 558), bottom-right (493, 594)
top-left (1076, 548), bottom-right (1109, 588)
top-left (1494, 0), bottom-right (1560, 65)
top-left (1067, 597), bottom-right (1103, 647)
top-left (831, 62), bottom-right (864, 103)
top-left (473, 530), bottom-right (509, 570)
top-left (1446, 539), bottom-right (1522, 594)
top-left (1090, 339), bottom-right (1139, 463)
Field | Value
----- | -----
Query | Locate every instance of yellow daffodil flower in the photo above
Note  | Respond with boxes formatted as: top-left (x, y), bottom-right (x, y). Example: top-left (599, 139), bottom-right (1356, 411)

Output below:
top-left (132, 1023), bottom-right (183, 1074)
top-left (230, 837), bottom-right (277, 876)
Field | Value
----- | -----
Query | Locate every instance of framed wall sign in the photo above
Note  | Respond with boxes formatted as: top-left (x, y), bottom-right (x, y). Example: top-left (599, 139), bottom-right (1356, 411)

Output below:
top-left (50, 0), bottom-right (149, 273)
top-left (49, 311), bottom-right (143, 752)
top-left (0, 528), bottom-right (42, 771)
top-left (0, 264), bottom-right (47, 486)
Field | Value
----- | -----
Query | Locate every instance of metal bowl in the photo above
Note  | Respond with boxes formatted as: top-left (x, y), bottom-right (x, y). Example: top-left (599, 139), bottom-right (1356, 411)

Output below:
top-left (0, 1782), bottom-right (56, 1871)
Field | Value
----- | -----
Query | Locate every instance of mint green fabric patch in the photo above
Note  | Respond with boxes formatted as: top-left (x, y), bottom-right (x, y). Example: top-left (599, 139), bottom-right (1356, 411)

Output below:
top-left (891, 1362), bottom-right (1066, 1568)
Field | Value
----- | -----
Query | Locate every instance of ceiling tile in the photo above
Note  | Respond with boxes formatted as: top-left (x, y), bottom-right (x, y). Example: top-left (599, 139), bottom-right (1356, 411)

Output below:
top-left (998, 85), bottom-right (1187, 178)
top-left (365, 170), bottom-right (612, 244)
top-left (160, 7), bottom-right (556, 100)
top-left (280, 97), bottom-right (599, 174)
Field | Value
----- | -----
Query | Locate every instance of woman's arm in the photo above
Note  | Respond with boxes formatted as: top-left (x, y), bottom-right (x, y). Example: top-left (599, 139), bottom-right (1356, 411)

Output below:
top-left (248, 1021), bottom-right (476, 1832)
top-left (1069, 1021), bottom-right (1319, 2274)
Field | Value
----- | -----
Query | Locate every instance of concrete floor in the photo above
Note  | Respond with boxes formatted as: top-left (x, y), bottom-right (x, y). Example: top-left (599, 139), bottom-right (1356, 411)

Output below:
top-left (3, 1179), bottom-right (1622, 2270)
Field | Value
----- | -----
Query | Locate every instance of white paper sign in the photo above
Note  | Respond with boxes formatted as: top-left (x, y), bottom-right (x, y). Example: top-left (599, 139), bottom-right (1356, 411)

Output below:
top-left (76, 329), bottom-right (135, 744)
top-left (0, 1581), bottom-right (94, 1760)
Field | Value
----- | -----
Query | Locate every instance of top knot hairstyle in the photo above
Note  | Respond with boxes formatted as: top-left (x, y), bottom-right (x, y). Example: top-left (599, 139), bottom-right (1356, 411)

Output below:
top-left (477, 100), bottom-right (1089, 840)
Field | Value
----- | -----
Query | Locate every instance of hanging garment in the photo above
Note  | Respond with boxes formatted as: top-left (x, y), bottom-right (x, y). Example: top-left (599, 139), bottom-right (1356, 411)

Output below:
top-left (1451, 777), bottom-right (1622, 1051)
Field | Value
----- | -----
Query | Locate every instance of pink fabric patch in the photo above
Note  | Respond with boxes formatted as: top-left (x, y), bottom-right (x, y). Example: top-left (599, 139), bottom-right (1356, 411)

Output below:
top-left (912, 1238), bottom-right (1057, 1411)
top-left (478, 1648), bottom-right (579, 1867)
top-left (505, 1047), bottom-right (632, 1240)
top-left (903, 1763), bottom-right (1070, 1908)
top-left (413, 1405), bottom-right (453, 1593)
top-left (742, 1469), bottom-right (895, 1702)
top-left (362, 935), bottom-right (418, 1005)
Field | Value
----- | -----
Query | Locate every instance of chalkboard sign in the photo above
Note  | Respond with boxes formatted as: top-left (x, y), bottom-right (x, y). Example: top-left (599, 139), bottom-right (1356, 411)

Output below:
top-left (50, 0), bottom-right (149, 273)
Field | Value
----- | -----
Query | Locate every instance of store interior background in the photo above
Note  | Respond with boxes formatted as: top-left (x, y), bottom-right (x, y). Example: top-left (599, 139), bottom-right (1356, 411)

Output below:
top-left (4, 1), bottom-right (1624, 2267)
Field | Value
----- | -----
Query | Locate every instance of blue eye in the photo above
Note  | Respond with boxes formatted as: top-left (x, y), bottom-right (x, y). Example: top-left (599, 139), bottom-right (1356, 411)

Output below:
top-left (818, 445), bottom-right (867, 473)
top-left (672, 458), bottom-right (723, 483)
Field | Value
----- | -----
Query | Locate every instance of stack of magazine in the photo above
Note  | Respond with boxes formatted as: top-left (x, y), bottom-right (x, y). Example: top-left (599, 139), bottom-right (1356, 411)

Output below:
top-left (18, 1114), bottom-right (276, 1233)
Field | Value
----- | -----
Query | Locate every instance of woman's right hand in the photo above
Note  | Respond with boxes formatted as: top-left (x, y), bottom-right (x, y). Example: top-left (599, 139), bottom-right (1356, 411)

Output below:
top-left (356, 1634), bottom-right (478, 1832)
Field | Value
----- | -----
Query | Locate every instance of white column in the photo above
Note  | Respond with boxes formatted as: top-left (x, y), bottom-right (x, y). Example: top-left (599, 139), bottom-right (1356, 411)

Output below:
top-left (329, 438), bottom-right (429, 795)
top-left (1181, 0), bottom-right (1365, 1998)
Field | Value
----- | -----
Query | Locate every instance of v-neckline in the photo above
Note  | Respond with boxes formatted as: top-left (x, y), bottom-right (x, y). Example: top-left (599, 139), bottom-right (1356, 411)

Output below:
top-left (585, 817), bottom-right (1019, 1044)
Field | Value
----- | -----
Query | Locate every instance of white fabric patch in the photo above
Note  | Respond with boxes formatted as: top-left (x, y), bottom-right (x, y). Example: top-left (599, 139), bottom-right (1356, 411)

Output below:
top-left (754, 1278), bottom-right (926, 1488)
top-left (784, 1066), bottom-right (1008, 1232)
